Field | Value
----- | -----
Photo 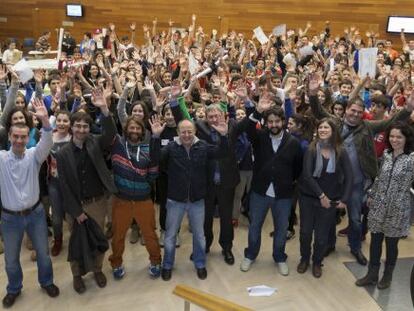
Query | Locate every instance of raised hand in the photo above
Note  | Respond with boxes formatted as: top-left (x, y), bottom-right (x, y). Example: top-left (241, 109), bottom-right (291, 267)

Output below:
top-left (257, 92), bottom-right (273, 113)
top-left (169, 19), bottom-right (174, 27)
top-left (149, 114), bottom-right (166, 137)
top-left (144, 77), bottom-right (154, 90)
top-left (91, 88), bottom-right (109, 114)
top-left (130, 23), bottom-right (136, 31)
top-left (152, 18), bottom-right (158, 25)
top-left (234, 85), bottom-right (248, 100)
top-left (192, 14), bottom-right (196, 22)
top-left (155, 93), bottom-right (166, 110)
top-left (308, 72), bottom-right (321, 96)
top-left (109, 23), bottom-right (115, 31)
top-left (143, 24), bottom-right (149, 33)
top-left (7, 66), bottom-right (19, 83)
top-left (211, 118), bottom-right (228, 136)
top-left (103, 80), bottom-right (113, 101)
top-left (31, 98), bottom-right (49, 124)
top-left (110, 62), bottom-right (120, 75)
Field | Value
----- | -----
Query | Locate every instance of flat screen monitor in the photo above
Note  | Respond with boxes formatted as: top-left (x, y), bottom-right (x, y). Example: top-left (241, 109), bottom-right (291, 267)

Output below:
top-left (66, 4), bottom-right (83, 17)
top-left (387, 16), bottom-right (414, 34)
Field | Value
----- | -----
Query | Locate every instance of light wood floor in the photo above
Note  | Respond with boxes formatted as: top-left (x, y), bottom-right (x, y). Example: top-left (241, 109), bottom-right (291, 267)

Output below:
top-left (0, 208), bottom-right (413, 311)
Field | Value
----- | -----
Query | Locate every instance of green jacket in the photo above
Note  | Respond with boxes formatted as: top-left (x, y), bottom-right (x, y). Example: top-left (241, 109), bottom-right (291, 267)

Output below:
top-left (309, 95), bottom-right (411, 179)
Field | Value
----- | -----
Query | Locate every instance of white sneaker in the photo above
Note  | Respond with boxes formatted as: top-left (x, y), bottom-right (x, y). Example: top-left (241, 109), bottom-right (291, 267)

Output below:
top-left (277, 262), bottom-right (289, 276)
top-left (159, 230), bottom-right (165, 247)
top-left (240, 257), bottom-right (254, 272)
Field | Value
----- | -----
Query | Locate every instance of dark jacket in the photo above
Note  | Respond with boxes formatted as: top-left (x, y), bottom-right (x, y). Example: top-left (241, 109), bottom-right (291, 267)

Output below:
top-left (244, 110), bottom-right (303, 198)
top-left (67, 216), bottom-right (109, 276)
top-left (298, 147), bottom-right (353, 202)
top-left (161, 135), bottom-right (229, 202)
top-left (56, 114), bottom-right (118, 218)
top-left (170, 98), bottom-right (241, 188)
top-left (309, 94), bottom-right (411, 179)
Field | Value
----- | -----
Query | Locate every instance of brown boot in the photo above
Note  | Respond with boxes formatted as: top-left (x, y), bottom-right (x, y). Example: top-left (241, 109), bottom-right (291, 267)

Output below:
top-left (51, 236), bottom-right (63, 257)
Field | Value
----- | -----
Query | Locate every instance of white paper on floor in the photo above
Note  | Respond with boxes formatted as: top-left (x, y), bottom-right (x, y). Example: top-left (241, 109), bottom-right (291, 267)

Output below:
top-left (247, 285), bottom-right (277, 297)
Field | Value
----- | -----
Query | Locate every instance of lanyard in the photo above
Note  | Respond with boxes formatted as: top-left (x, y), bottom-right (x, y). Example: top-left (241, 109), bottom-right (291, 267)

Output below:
top-left (125, 140), bottom-right (140, 162)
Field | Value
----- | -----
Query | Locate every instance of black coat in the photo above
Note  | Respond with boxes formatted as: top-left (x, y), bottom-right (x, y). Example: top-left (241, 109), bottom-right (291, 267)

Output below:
top-left (67, 216), bottom-right (109, 276)
top-left (56, 115), bottom-right (118, 218)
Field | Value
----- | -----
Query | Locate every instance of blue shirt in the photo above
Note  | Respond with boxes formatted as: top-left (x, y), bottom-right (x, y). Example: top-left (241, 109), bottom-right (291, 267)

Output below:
top-left (0, 128), bottom-right (53, 211)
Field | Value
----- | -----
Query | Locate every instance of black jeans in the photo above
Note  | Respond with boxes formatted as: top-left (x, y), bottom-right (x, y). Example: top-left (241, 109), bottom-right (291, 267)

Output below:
top-left (156, 173), bottom-right (168, 231)
top-left (204, 184), bottom-right (235, 251)
top-left (288, 185), bottom-right (299, 231)
top-left (369, 232), bottom-right (399, 267)
top-left (299, 195), bottom-right (336, 265)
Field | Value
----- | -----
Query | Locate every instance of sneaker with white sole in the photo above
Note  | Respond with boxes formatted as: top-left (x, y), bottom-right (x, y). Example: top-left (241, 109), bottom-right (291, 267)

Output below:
top-left (148, 264), bottom-right (161, 278)
top-left (240, 257), bottom-right (254, 272)
top-left (277, 262), bottom-right (289, 276)
top-left (113, 266), bottom-right (125, 280)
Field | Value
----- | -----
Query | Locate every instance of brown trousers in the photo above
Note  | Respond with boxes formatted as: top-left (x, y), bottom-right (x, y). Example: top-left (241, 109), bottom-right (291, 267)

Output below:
top-left (67, 197), bottom-right (107, 277)
top-left (109, 197), bottom-right (161, 268)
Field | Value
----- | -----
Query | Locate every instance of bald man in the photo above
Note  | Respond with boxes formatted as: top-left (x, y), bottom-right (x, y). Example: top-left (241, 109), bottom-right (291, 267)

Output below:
top-left (160, 119), bottom-right (229, 281)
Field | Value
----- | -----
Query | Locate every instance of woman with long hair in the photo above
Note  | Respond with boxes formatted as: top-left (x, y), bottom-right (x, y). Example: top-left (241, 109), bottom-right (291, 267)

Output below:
top-left (298, 118), bottom-right (353, 278)
top-left (48, 110), bottom-right (72, 256)
top-left (356, 122), bottom-right (414, 289)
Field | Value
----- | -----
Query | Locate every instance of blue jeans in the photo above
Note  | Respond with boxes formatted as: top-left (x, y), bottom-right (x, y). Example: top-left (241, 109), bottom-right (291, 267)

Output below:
top-left (347, 182), bottom-right (364, 252)
top-left (48, 178), bottom-right (64, 237)
top-left (244, 191), bottom-right (292, 262)
top-left (1, 204), bottom-right (54, 294)
top-left (163, 199), bottom-right (205, 270)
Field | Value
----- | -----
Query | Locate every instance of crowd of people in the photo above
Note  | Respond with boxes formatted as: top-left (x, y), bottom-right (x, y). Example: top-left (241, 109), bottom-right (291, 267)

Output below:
top-left (1, 15), bottom-right (414, 308)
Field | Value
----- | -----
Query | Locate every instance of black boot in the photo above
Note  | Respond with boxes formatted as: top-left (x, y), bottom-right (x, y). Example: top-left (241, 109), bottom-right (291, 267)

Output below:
top-left (377, 265), bottom-right (394, 289)
top-left (355, 265), bottom-right (380, 286)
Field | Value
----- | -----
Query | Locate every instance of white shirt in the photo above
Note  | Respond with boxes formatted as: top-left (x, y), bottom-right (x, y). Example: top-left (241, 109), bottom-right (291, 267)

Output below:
top-left (265, 131), bottom-right (284, 198)
top-left (0, 129), bottom-right (53, 210)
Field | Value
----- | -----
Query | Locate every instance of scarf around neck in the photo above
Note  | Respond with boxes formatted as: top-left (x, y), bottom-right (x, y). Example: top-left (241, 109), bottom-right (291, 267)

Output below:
top-left (313, 141), bottom-right (336, 178)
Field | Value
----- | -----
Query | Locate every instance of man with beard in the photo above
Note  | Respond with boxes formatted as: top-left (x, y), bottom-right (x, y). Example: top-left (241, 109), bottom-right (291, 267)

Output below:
top-left (56, 89), bottom-right (117, 294)
top-left (240, 94), bottom-right (303, 276)
top-left (109, 115), bottom-right (164, 280)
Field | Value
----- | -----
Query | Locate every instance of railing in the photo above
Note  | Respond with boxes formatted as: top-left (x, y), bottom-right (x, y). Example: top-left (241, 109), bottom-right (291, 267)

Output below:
top-left (173, 284), bottom-right (253, 311)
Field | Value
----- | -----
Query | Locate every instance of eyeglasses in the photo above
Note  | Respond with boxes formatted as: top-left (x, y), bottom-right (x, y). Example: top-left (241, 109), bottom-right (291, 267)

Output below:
top-left (72, 124), bottom-right (90, 129)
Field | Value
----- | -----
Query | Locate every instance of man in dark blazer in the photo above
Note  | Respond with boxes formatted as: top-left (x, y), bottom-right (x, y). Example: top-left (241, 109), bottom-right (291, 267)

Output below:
top-left (56, 89), bottom-right (117, 294)
top-left (240, 95), bottom-right (303, 276)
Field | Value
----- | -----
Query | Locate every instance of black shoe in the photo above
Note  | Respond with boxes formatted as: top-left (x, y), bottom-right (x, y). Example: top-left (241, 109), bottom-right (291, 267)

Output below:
top-left (196, 268), bottom-right (207, 280)
top-left (161, 269), bottom-right (172, 281)
top-left (73, 276), bottom-right (86, 294)
top-left (42, 284), bottom-right (60, 297)
top-left (312, 264), bottom-right (322, 278)
top-left (189, 253), bottom-right (193, 261)
top-left (2, 292), bottom-right (20, 308)
top-left (351, 250), bottom-right (367, 266)
top-left (222, 249), bottom-right (235, 265)
top-left (94, 272), bottom-right (107, 288)
top-left (324, 247), bottom-right (335, 258)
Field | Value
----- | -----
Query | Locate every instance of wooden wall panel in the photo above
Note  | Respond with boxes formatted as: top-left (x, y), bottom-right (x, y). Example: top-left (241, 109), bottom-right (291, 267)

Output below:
top-left (1, 0), bottom-right (414, 48)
